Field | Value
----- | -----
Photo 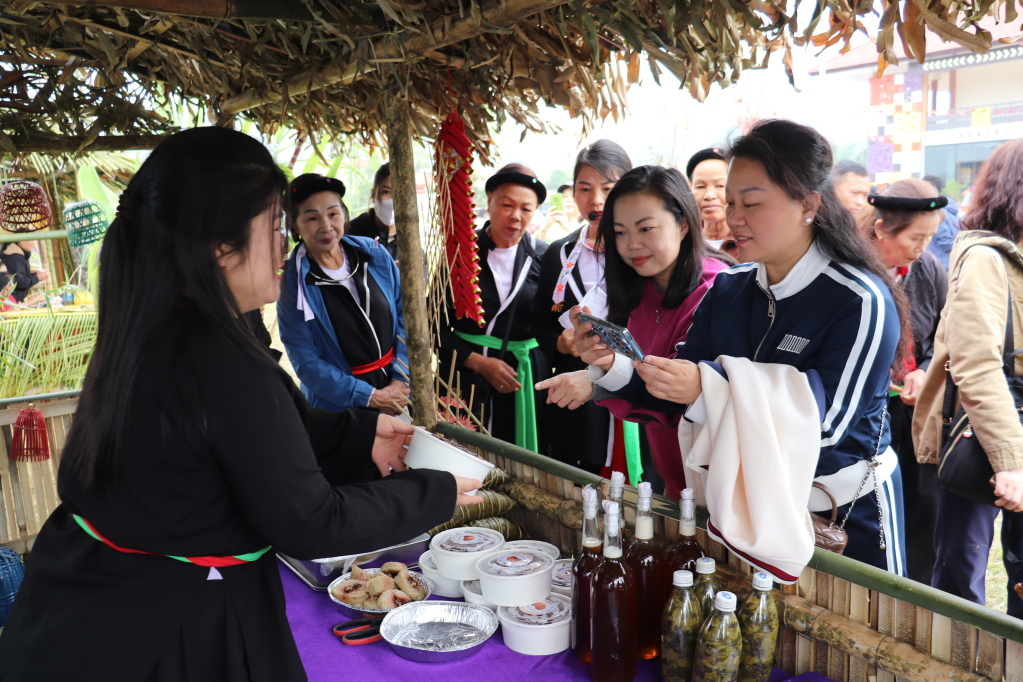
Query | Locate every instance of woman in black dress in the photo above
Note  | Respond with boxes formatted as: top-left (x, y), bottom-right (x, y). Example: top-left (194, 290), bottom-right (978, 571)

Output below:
top-left (0, 127), bottom-right (481, 681)
top-left (0, 238), bottom-right (49, 303)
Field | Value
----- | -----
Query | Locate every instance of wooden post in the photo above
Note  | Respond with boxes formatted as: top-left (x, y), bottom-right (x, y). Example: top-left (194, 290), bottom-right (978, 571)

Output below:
top-left (384, 90), bottom-right (436, 430)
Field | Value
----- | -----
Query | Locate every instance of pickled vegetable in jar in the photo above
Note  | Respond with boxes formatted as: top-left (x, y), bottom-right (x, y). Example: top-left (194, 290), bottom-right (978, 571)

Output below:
top-left (737, 572), bottom-right (779, 682)
top-left (691, 591), bottom-right (742, 682)
top-left (662, 569), bottom-right (704, 682)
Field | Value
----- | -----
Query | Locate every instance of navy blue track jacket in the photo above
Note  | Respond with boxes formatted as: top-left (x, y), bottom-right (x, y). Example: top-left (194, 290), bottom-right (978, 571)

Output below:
top-left (613, 243), bottom-right (901, 479)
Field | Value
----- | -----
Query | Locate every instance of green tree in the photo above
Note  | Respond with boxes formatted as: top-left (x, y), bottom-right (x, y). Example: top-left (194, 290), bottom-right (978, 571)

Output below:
top-left (547, 168), bottom-right (571, 189)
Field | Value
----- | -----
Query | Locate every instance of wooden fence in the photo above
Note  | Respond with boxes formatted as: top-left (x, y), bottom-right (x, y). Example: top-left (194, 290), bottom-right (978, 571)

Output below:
top-left (3, 396), bottom-right (1022, 681)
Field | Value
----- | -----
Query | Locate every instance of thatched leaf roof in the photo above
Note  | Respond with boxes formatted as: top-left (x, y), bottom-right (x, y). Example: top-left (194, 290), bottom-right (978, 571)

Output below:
top-left (0, 0), bottom-right (1014, 162)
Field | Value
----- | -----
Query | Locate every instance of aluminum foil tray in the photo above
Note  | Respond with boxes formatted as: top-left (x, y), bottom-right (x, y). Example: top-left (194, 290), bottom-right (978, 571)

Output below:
top-left (277, 533), bottom-right (431, 591)
top-left (328, 568), bottom-right (435, 619)
top-left (380, 601), bottom-right (499, 663)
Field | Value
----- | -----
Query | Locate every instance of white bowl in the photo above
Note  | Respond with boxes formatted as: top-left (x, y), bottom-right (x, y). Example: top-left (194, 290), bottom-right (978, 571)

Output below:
top-left (504, 540), bottom-right (560, 560)
top-left (405, 428), bottom-right (495, 494)
top-left (551, 559), bottom-right (573, 598)
top-left (497, 593), bottom-right (572, 656)
top-left (418, 550), bottom-right (463, 598)
top-left (460, 579), bottom-right (499, 612)
top-left (430, 527), bottom-right (505, 580)
top-left (475, 550), bottom-right (554, 607)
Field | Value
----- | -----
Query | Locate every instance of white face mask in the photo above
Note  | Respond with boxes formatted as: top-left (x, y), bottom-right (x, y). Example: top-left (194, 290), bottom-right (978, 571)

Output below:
top-left (374, 198), bottom-right (395, 227)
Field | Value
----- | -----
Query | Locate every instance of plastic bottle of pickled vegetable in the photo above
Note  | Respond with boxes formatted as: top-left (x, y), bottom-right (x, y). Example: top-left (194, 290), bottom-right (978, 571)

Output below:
top-left (737, 572), bottom-right (779, 682)
top-left (572, 485), bottom-right (602, 663)
top-left (691, 591), bottom-right (742, 682)
top-left (693, 557), bottom-right (719, 618)
top-left (591, 501), bottom-right (637, 682)
top-left (662, 569), bottom-right (704, 682)
top-left (666, 489), bottom-right (705, 574)
top-left (625, 482), bottom-right (668, 660)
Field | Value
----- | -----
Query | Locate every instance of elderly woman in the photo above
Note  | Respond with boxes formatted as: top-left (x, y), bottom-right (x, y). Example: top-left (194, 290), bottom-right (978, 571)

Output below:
top-left (278, 173), bottom-right (411, 415)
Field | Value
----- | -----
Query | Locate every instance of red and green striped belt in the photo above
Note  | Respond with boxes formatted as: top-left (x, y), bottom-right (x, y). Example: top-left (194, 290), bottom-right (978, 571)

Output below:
top-left (72, 514), bottom-right (271, 568)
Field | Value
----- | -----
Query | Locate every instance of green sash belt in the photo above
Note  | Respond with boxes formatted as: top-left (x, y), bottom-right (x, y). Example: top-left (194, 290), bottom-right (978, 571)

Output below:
top-left (455, 331), bottom-right (539, 452)
top-left (622, 420), bottom-right (643, 486)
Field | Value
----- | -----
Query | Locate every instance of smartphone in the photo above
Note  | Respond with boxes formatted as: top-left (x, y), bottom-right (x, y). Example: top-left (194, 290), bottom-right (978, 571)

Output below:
top-left (549, 193), bottom-right (563, 212)
top-left (577, 312), bottom-right (646, 363)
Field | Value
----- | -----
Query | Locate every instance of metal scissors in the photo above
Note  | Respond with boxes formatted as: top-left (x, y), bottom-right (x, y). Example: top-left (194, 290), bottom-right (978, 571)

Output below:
top-left (332, 617), bottom-right (384, 645)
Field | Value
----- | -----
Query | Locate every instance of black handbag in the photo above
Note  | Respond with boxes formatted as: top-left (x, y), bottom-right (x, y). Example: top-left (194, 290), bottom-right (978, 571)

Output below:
top-left (938, 252), bottom-right (1023, 506)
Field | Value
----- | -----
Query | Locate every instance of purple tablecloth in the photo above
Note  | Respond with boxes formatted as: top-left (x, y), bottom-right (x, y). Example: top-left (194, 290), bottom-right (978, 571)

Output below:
top-left (279, 561), bottom-right (826, 682)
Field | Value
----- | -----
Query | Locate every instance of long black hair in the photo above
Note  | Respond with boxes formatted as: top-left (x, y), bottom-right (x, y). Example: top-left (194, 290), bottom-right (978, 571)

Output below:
top-left (600, 165), bottom-right (731, 319)
top-left (65, 126), bottom-right (289, 491)
top-left (727, 119), bottom-right (910, 369)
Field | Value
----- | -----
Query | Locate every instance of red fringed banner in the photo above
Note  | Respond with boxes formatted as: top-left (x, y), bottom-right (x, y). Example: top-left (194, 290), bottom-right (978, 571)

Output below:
top-left (435, 112), bottom-right (484, 326)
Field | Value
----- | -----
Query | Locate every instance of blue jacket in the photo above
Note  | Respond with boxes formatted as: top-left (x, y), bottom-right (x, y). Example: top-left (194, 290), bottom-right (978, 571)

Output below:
top-left (924, 199), bottom-right (961, 271)
top-left (612, 243), bottom-right (901, 478)
top-left (278, 236), bottom-right (407, 410)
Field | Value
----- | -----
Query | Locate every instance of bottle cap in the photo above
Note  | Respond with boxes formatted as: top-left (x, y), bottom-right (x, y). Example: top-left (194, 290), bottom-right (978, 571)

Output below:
top-left (752, 572), bottom-right (773, 590)
top-left (681, 488), bottom-right (695, 500)
top-left (673, 570), bottom-right (694, 587)
top-left (582, 485), bottom-right (598, 514)
top-left (695, 557), bottom-right (715, 574)
top-left (714, 591), bottom-right (737, 612)
top-left (604, 500), bottom-right (620, 517)
top-left (638, 482), bottom-right (652, 499)
top-left (610, 471), bottom-right (625, 495)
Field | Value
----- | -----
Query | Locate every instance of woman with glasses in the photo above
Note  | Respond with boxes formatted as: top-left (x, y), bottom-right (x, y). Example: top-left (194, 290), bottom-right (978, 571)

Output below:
top-left (278, 173), bottom-right (411, 415)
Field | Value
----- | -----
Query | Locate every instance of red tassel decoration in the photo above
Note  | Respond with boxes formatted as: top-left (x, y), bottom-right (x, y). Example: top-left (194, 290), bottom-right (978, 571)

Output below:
top-left (435, 112), bottom-right (485, 326)
top-left (11, 404), bottom-right (49, 462)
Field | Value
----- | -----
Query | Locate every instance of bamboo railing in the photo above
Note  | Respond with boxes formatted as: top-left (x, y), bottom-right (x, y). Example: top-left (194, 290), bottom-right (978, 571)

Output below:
top-left (4, 396), bottom-right (1020, 680)
top-left (435, 421), bottom-right (1023, 682)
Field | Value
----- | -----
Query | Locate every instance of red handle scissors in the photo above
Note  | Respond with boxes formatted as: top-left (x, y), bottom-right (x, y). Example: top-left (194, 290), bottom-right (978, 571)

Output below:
top-left (332, 618), bottom-right (384, 645)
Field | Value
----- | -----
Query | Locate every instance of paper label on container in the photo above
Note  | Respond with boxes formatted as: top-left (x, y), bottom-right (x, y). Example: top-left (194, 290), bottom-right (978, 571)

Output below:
top-left (503, 596), bottom-right (571, 626)
top-left (438, 530), bottom-right (502, 553)
top-left (553, 562), bottom-right (573, 588)
top-left (479, 551), bottom-right (552, 577)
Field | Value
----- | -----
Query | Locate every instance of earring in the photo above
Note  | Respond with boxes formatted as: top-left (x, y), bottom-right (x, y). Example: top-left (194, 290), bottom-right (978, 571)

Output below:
top-left (805, 217), bottom-right (813, 224)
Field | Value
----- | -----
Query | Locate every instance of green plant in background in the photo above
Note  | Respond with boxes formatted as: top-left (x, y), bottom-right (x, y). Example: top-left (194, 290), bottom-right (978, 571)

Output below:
top-left (0, 310), bottom-right (98, 399)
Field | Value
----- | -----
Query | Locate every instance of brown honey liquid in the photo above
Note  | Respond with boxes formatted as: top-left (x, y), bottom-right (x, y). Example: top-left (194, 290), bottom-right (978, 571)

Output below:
top-left (590, 549), bottom-right (637, 682)
top-left (571, 542), bottom-right (602, 663)
top-left (667, 536), bottom-right (706, 575)
top-left (625, 539), bottom-right (667, 660)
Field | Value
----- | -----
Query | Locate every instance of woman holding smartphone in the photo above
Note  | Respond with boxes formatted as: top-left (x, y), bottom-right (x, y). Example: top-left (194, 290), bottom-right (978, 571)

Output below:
top-left (536, 165), bottom-right (731, 498)
top-left (575, 120), bottom-right (908, 572)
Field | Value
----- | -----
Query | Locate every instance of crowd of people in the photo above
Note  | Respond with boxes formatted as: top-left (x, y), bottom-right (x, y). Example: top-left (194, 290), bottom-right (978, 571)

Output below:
top-left (270, 122), bottom-right (1023, 610)
top-left (3, 119), bottom-right (1022, 679)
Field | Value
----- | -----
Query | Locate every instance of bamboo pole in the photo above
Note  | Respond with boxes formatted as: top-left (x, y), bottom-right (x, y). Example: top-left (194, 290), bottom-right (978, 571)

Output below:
top-left (67, 0), bottom-right (315, 20)
top-left (383, 90), bottom-right (435, 430)
top-left (7, 135), bottom-right (168, 154)
top-left (220, 0), bottom-right (573, 116)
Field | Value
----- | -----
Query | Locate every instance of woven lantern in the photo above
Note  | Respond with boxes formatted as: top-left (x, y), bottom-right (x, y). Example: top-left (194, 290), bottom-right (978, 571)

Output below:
top-left (10, 404), bottom-right (49, 462)
top-left (63, 200), bottom-right (109, 246)
top-left (0, 181), bottom-right (53, 233)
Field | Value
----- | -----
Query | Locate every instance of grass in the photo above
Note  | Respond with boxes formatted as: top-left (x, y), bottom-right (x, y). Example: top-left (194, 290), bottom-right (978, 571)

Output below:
top-left (986, 513), bottom-right (1009, 612)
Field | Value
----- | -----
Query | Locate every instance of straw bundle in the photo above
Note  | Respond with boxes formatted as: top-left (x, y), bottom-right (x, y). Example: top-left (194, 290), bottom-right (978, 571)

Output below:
top-left (0, 310), bottom-right (98, 399)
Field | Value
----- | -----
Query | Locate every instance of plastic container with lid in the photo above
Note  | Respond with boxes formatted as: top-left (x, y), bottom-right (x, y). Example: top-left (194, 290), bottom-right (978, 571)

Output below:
top-left (551, 559), bottom-right (573, 598)
top-left (430, 527), bottom-right (505, 580)
top-left (460, 579), bottom-right (499, 612)
top-left (475, 549), bottom-right (554, 607)
top-left (418, 550), bottom-right (463, 598)
top-left (497, 593), bottom-right (573, 656)
top-left (404, 428), bottom-right (495, 495)
top-left (504, 539), bottom-right (560, 560)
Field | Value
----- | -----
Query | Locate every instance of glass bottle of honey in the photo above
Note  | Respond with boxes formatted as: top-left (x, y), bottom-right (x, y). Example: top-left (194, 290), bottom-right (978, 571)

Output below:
top-left (591, 501), bottom-right (637, 682)
top-left (693, 557), bottom-right (719, 619)
top-left (737, 572), bottom-right (779, 682)
top-left (609, 471), bottom-right (629, 552)
top-left (662, 570), bottom-right (703, 682)
top-left (624, 482), bottom-right (668, 660)
top-left (571, 485), bottom-right (601, 663)
top-left (666, 488), bottom-right (705, 574)
top-left (691, 591), bottom-right (742, 682)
